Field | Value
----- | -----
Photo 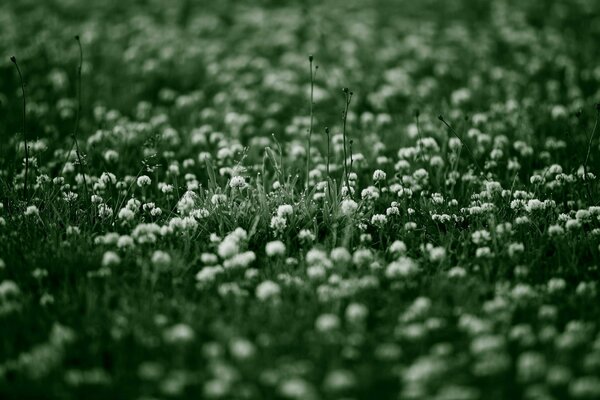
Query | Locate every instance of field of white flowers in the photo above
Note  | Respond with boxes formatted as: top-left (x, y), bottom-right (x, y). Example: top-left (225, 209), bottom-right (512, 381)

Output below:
top-left (1, 0), bottom-right (600, 398)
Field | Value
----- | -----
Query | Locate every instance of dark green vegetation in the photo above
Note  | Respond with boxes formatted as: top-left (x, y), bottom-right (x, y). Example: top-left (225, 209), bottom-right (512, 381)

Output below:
top-left (1, 0), bottom-right (600, 399)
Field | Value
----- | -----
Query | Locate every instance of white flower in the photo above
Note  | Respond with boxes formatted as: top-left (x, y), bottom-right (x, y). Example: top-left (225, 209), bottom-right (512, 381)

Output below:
top-left (340, 199), bottom-right (358, 216)
top-left (270, 215), bottom-right (287, 232)
top-left (371, 214), bottom-right (387, 226)
top-left (118, 208), bottom-right (135, 221)
top-left (373, 169), bottom-right (387, 181)
top-left (315, 313), bottom-right (340, 332)
top-left (330, 247), bottom-right (351, 264)
top-left (218, 238), bottom-right (240, 259)
top-left (266, 240), bottom-right (286, 257)
top-left (256, 280), bottom-right (281, 301)
top-left (389, 240), bottom-right (407, 254)
top-left (151, 251), bottom-right (172, 269)
top-left (101, 251), bottom-right (121, 268)
top-left (277, 204), bottom-right (293, 217)
top-left (385, 257), bottom-right (418, 279)
top-left (137, 175), bottom-right (151, 187)
top-left (24, 205), bottom-right (39, 216)
top-left (229, 176), bottom-right (246, 188)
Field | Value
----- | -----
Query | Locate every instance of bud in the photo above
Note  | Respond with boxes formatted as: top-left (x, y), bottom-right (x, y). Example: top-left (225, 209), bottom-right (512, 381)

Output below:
top-left (308, 54), bottom-right (313, 62)
top-left (10, 56), bottom-right (16, 63)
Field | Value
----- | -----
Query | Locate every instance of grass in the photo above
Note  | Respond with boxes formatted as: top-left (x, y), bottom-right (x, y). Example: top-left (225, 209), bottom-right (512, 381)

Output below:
top-left (0, 0), bottom-right (600, 399)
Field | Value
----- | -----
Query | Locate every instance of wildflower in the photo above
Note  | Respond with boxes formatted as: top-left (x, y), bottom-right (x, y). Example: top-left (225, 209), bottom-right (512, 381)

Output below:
top-left (24, 205), bottom-right (39, 216)
top-left (340, 199), bottom-right (358, 216)
top-left (101, 251), bottom-right (121, 268)
top-left (151, 251), bottom-right (172, 269)
top-left (277, 204), bottom-right (293, 217)
top-left (256, 280), bottom-right (281, 301)
top-left (136, 175), bottom-right (151, 187)
top-left (385, 257), bottom-right (418, 279)
top-left (229, 175), bottom-right (246, 188)
top-left (265, 240), bottom-right (286, 257)
top-left (315, 313), bottom-right (340, 332)
top-left (373, 169), bottom-right (387, 181)
top-left (270, 215), bottom-right (287, 232)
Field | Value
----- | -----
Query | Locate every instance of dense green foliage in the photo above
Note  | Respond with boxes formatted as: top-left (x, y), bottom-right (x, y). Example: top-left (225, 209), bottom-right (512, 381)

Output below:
top-left (1, 0), bottom-right (600, 399)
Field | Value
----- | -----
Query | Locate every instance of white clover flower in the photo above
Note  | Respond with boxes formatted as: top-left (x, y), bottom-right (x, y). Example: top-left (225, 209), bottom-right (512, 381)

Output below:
top-left (352, 248), bottom-right (373, 266)
top-left (298, 229), bottom-right (315, 243)
top-left (163, 323), bottom-right (194, 344)
top-left (389, 240), bottom-right (407, 254)
top-left (330, 247), bottom-right (351, 264)
top-left (265, 240), bottom-right (286, 257)
top-left (117, 235), bottom-right (134, 248)
top-left (448, 266), bottom-right (467, 278)
top-left (507, 242), bottom-right (524, 257)
top-left (118, 208), bottom-right (135, 221)
top-left (315, 313), bottom-right (340, 332)
top-left (229, 175), bottom-right (246, 188)
top-left (229, 338), bottom-right (256, 360)
top-left (137, 175), bottom-right (151, 187)
top-left (276, 204), bottom-right (293, 218)
top-left (548, 224), bottom-right (565, 236)
top-left (307, 264), bottom-right (326, 280)
top-left (345, 303), bottom-right (368, 323)
top-left (565, 219), bottom-right (581, 230)
top-left (428, 246), bottom-right (446, 262)
top-left (340, 199), bottom-right (358, 216)
top-left (385, 257), bottom-right (418, 279)
top-left (256, 280), bottom-right (281, 301)
top-left (101, 251), bottom-right (121, 268)
top-left (24, 205), bottom-right (39, 216)
top-left (98, 204), bottom-right (113, 218)
top-left (218, 238), bottom-right (240, 259)
top-left (270, 215), bottom-right (287, 232)
top-left (223, 251), bottom-right (256, 269)
top-left (476, 247), bottom-right (492, 258)
top-left (371, 214), bottom-right (387, 226)
top-left (373, 169), bottom-right (387, 181)
top-left (151, 250), bottom-right (172, 269)
top-left (196, 266), bottom-right (223, 284)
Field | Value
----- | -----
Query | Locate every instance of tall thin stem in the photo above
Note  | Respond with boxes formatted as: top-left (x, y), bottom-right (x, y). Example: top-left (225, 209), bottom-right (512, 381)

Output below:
top-left (305, 55), bottom-right (316, 190)
top-left (10, 56), bottom-right (29, 200)
top-left (342, 88), bottom-right (353, 197)
top-left (325, 126), bottom-right (330, 179)
top-left (73, 35), bottom-right (89, 202)
top-left (438, 115), bottom-right (483, 176)
top-left (583, 106), bottom-right (600, 201)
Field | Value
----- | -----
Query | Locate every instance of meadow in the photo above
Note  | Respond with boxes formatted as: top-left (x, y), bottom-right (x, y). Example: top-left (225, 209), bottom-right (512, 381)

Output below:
top-left (1, 0), bottom-right (600, 398)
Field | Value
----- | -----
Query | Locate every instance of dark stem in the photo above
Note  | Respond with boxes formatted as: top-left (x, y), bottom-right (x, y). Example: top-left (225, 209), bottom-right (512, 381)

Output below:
top-left (342, 89), bottom-right (353, 197)
top-left (305, 55), bottom-right (315, 190)
top-left (438, 115), bottom-right (483, 176)
top-left (73, 35), bottom-right (90, 202)
top-left (11, 56), bottom-right (29, 200)
top-left (583, 107), bottom-right (600, 201)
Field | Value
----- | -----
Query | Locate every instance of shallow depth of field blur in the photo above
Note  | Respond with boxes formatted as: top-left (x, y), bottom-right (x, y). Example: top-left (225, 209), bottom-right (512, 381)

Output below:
top-left (1, 0), bottom-right (600, 399)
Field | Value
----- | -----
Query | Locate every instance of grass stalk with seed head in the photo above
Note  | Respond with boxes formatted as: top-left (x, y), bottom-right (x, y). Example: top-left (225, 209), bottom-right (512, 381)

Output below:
top-left (438, 114), bottom-right (483, 176)
top-left (10, 56), bottom-right (29, 200)
top-left (582, 104), bottom-right (600, 201)
top-left (342, 88), bottom-right (353, 197)
top-left (325, 126), bottom-right (330, 179)
top-left (305, 55), bottom-right (317, 190)
top-left (73, 35), bottom-right (90, 203)
top-left (415, 109), bottom-right (425, 163)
